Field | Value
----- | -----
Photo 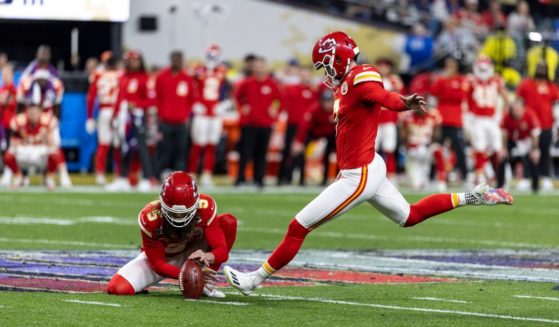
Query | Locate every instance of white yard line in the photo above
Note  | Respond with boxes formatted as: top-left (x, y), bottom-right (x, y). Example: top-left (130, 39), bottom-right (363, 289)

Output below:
top-left (412, 297), bottom-right (470, 304)
top-left (0, 237), bottom-right (137, 249)
top-left (63, 299), bottom-right (121, 307)
top-left (185, 299), bottom-right (249, 306)
top-left (0, 216), bottom-right (135, 226)
top-left (247, 293), bottom-right (559, 324)
top-left (514, 295), bottom-right (559, 302)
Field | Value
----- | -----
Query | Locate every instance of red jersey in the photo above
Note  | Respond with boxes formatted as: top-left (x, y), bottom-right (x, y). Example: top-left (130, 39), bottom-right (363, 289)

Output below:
top-left (517, 78), bottom-right (558, 130)
top-left (114, 71), bottom-right (154, 117)
top-left (234, 75), bottom-right (282, 127)
top-left (333, 64), bottom-right (407, 170)
top-left (0, 83), bottom-right (17, 128)
top-left (86, 70), bottom-right (121, 118)
top-left (10, 112), bottom-right (57, 145)
top-left (403, 110), bottom-right (441, 147)
top-left (155, 68), bottom-right (195, 124)
top-left (430, 74), bottom-right (467, 127)
top-left (379, 74), bottom-right (404, 124)
top-left (282, 83), bottom-right (317, 125)
top-left (194, 65), bottom-right (227, 117)
top-left (501, 109), bottom-right (541, 141)
top-left (295, 103), bottom-right (336, 143)
top-left (137, 194), bottom-right (228, 279)
top-left (466, 75), bottom-right (504, 117)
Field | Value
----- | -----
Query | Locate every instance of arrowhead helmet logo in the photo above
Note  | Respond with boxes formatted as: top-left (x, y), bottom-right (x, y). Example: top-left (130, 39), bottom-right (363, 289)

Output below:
top-left (318, 38), bottom-right (336, 54)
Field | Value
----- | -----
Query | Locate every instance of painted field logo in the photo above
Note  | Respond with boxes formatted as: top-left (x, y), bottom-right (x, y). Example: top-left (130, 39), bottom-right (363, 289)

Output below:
top-left (0, 250), bottom-right (450, 294)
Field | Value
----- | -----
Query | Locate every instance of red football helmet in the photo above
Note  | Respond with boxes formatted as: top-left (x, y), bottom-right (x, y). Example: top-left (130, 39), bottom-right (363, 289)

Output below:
top-left (312, 31), bottom-right (360, 88)
top-left (159, 172), bottom-right (200, 228)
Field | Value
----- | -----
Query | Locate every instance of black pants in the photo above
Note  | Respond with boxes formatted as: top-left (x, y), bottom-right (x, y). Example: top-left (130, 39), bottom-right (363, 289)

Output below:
top-left (292, 134), bottom-right (336, 186)
top-left (539, 129), bottom-right (552, 178)
top-left (236, 126), bottom-right (272, 187)
top-left (157, 121), bottom-right (189, 175)
top-left (121, 113), bottom-right (155, 180)
top-left (440, 126), bottom-right (468, 179)
top-left (497, 140), bottom-right (539, 191)
top-left (277, 124), bottom-right (298, 185)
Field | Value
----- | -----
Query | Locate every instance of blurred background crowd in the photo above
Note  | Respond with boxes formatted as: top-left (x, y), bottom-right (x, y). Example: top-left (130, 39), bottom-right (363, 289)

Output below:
top-left (0, 0), bottom-right (559, 193)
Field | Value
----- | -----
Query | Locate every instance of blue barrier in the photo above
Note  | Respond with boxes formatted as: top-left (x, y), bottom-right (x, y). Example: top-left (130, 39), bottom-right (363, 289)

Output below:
top-left (60, 92), bottom-right (97, 172)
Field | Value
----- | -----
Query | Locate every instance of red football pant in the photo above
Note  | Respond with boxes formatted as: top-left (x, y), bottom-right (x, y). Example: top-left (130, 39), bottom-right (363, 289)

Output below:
top-left (266, 194), bottom-right (457, 272)
top-left (189, 144), bottom-right (217, 173)
top-left (3, 152), bottom-right (19, 174)
top-left (95, 144), bottom-right (110, 175)
top-left (385, 152), bottom-right (396, 175)
top-left (433, 148), bottom-right (446, 181)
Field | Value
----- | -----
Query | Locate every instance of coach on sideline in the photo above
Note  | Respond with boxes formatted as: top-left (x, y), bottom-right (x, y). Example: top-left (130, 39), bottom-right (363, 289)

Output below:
top-left (155, 51), bottom-right (195, 176)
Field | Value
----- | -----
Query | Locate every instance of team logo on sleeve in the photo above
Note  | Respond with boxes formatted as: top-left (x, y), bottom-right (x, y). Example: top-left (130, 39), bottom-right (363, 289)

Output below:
top-left (341, 82), bottom-right (348, 95)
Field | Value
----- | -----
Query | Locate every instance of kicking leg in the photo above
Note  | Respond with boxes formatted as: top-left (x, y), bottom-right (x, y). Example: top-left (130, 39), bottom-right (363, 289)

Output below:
top-left (225, 165), bottom-right (369, 295)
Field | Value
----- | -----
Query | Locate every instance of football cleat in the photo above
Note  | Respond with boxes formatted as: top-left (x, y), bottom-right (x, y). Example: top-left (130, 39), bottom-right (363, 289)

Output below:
top-left (472, 183), bottom-right (514, 205)
top-left (203, 286), bottom-right (225, 298)
top-left (223, 266), bottom-right (256, 296)
top-left (95, 174), bottom-right (107, 186)
top-left (0, 169), bottom-right (12, 187)
top-left (137, 179), bottom-right (152, 192)
top-left (105, 178), bottom-right (131, 192)
top-left (45, 176), bottom-right (56, 190)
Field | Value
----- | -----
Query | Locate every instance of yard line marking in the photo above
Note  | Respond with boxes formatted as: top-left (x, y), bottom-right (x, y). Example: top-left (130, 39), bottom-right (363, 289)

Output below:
top-left (240, 293), bottom-right (559, 324)
top-left (63, 299), bottom-right (121, 307)
top-left (412, 297), bottom-right (470, 304)
top-left (185, 299), bottom-right (249, 306)
top-left (0, 216), bottom-right (135, 226)
top-left (514, 295), bottom-right (559, 301)
top-left (0, 237), bottom-right (137, 249)
top-left (238, 226), bottom-right (553, 249)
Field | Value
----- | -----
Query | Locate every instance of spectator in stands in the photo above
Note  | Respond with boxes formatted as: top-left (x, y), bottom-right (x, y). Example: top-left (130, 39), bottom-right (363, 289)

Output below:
top-left (507, 1), bottom-right (534, 58)
top-left (234, 57), bottom-right (282, 188)
top-left (291, 86), bottom-right (336, 186)
top-left (278, 66), bottom-right (317, 186)
top-left (498, 98), bottom-right (541, 192)
top-left (436, 16), bottom-right (478, 66)
top-left (404, 22), bottom-right (434, 73)
top-left (21, 45), bottom-right (58, 79)
top-left (454, 0), bottom-right (487, 40)
top-left (526, 43), bottom-right (558, 81)
top-left (429, 56), bottom-right (468, 183)
top-left (0, 52), bottom-right (7, 87)
top-left (517, 62), bottom-right (558, 191)
top-left (155, 51), bottom-right (195, 177)
top-left (482, 0), bottom-right (506, 31)
top-left (108, 51), bottom-right (157, 192)
top-left (0, 64), bottom-right (17, 153)
top-left (481, 25), bottom-right (516, 76)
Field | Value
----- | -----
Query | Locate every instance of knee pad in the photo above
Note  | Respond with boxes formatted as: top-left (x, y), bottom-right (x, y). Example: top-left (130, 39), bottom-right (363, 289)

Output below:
top-left (218, 213), bottom-right (238, 232)
top-left (107, 274), bottom-right (135, 295)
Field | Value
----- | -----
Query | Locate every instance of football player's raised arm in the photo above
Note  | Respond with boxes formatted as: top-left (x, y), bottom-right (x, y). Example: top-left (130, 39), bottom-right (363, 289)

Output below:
top-left (86, 77), bottom-right (97, 119)
top-left (204, 220), bottom-right (229, 265)
top-left (141, 232), bottom-right (180, 279)
top-left (355, 81), bottom-right (406, 112)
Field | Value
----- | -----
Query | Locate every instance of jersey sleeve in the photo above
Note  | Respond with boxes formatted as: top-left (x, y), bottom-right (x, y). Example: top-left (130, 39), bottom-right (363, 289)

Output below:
top-left (197, 194), bottom-right (217, 227)
top-left (86, 75), bottom-right (98, 119)
top-left (137, 201), bottom-right (162, 239)
top-left (353, 80), bottom-right (406, 112)
top-left (141, 232), bottom-right (180, 279)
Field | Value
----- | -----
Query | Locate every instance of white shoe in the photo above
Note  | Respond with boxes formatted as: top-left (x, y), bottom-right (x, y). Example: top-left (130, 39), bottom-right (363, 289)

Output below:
top-left (223, 266), bottom-right (256, 296)
top-left (541, 178), bottom-right (554, 192)
top-left (59, 172), bottom-right (72, 188)
top-left (516, 179), bottom-right (531, 192)
top-left (435, 181), bottom-right (447, 192)
top-left (0, 169), bottom-right (12, 187)
top-left (105, 178), bottom-right (131, 192)
top-left (137, 179), bottom-right (152, 192)
top-left (45, 176), bottom-right (56, 190)
top-left (95, 174), bottom-right (106, 185)
top-left (12, 174), bottom-right (23, 189)
top-left (471, 183), bottom-right (514, 205)
top-left (201, 172), bottom-right (213, 187)
top-left (202, 286), bottom-right (225, 298)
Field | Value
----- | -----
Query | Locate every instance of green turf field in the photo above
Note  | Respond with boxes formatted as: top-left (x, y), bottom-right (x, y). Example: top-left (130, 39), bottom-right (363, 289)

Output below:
top-left (0, 190), bottom-right (558, 326)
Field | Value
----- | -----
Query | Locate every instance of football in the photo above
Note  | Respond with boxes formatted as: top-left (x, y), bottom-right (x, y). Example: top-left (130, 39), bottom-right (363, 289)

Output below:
top-left (179, 259), bottom-right (205, 299)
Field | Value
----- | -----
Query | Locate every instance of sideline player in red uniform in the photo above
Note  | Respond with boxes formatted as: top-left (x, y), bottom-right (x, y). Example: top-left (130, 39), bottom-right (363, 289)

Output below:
top-left (86, 55), bottom-right (121, 185)
top-left (188, 44), bottom-right (228, 186)
top-left (107, 171), bottom-right (237, 298)
top-left (224, 31), bottom-right (514, 295)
